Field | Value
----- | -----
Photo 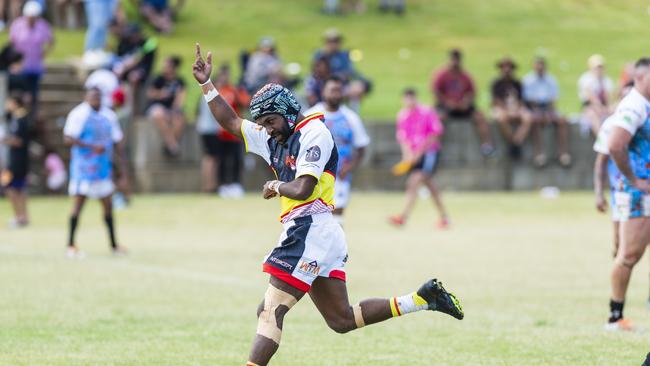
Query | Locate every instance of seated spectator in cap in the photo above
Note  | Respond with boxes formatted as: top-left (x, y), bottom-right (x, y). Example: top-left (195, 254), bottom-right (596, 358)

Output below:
top-left (491, 57), bottom-right (533, 159)
top-left (243, 37), bottom-right (282, 94)
top-left (433, 49), bottom-right (494, 156)
top-left (9, 0), bottom-right (53, 105)
top-left (312, 29), bottom-right (371, 112)
top-left (522, 57), bottom-right (570, 168)
top-left (304, 56), bottom-right (330, 107)
top-left (577, 54), bottom-right (613, 135)
top-left (146, 55), bottom-right (185, 157)
top-left (137, 0), bottom-right (184, 34)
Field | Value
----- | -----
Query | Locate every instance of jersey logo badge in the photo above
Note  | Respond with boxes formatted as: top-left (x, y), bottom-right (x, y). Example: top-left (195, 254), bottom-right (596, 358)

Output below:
top-left (284, 155), bottom-right (296, 170)
top-left (306, 146), bottom-right (321, 162)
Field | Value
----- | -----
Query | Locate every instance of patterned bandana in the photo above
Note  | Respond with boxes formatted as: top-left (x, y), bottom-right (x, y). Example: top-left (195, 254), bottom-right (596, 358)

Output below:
top-left (249, 83), bottom-right (301, 128)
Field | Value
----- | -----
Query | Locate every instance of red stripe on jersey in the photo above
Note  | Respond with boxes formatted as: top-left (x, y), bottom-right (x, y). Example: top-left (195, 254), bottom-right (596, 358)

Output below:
top-left (295, 113), bottom-right (324, 132)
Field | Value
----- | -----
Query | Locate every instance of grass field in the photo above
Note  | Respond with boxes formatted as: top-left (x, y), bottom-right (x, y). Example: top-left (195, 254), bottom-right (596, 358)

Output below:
top-left (1, 192), bottom-right (649, 365)
top-left (3, 0), bottom-right (648, 119)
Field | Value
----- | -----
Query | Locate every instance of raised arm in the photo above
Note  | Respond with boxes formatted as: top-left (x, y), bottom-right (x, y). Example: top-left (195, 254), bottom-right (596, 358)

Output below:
top-left (192, 43), bottom-right (243, 138)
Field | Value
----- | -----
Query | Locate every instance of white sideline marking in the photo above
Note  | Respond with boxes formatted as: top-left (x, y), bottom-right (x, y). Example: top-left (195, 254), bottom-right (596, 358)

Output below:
top-left (0, 244), bottom-right (256, 288)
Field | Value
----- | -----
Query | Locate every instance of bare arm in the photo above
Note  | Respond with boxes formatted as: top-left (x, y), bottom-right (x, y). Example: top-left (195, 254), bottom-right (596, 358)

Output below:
top-left (608, 127), bottom-right (635, 183)
top-left (593, 153), bottom-right (608, 212)
top-left (192, 43), bottom-right (243, 138)
top-left (64, 136), bottom-right (105, 153)
top-left (0, 135), bottom-right (22, 147)
top-left (263, 175), bottom-right (318, 201)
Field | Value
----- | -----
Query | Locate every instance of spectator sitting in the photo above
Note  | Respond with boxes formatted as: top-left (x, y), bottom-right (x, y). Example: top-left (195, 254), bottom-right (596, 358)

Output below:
top-left (491, 57), bottom-right (532, 159)
top-left (146, 55), bottom-right (185, 157)
top-left (433, 48), bottom-right (494, 156)
top-left (84, 51), bottom-right (119, 110)
top-left (0, 91), bottom-right (31, 228)
top-left (304, 56), bottom-right (330, 107)
top-left (196, 64), bottom-right (248, 196)
top-left (138, 0), bottom-right (184, 34)
top-left (9, 0), bottom-right (53, 106)
top-left (577, 54), bottom-right (613, 135)
top-left (113, 23), bottom-right (158, 115)
top-left (379, 0), bottom-right (405, 14)
top-left (243, 37), bottom-right (282, 94)
top-left (313, 28), bottom-right (370, 112)
top-left (522, 57), bottom-right (570, 168)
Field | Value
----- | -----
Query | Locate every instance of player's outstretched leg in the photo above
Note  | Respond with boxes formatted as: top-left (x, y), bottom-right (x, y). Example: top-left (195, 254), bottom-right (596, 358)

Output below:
top-left (308, 276), bottom-right (463, 335)
top-left (247, 276), bottom-right (306, 366)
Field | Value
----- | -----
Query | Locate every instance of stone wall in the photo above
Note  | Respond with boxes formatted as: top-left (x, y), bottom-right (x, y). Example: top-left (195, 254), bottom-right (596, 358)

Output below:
top-left (131, 118), bottom-right (596, 192)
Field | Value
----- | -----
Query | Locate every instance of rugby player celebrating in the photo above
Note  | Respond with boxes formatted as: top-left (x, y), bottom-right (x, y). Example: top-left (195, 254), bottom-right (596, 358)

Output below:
top-left (192, 44), bottom-right (463, 366)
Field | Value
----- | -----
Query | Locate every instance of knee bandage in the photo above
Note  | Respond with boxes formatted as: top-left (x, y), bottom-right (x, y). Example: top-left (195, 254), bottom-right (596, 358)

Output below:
top-left (352, 303), bottom-right (365, 328)
top-left (256, 285), bottom-right (298, 344)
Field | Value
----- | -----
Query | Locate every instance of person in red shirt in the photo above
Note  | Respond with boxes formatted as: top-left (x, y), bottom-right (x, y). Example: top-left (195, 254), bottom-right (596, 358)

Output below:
top-left (432, 49), bottom-right (494, 156)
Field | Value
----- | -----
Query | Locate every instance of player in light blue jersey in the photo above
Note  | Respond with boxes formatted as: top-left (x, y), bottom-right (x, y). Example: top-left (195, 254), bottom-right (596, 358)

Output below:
top-left (305, 76), bottom-right (370, 224)
top-left (605, 58), bottom-right (650, 331)
top-left (63, 87), bottom-right (127, 258)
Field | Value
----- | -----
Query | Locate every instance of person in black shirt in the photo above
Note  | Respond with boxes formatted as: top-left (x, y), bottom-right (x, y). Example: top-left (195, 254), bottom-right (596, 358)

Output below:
top-left (1, 92), bottom-right (30, 227)
top-left (146, 55), bottom-right (186, 156)
top-left (491, 57), bottom-right (533, 159)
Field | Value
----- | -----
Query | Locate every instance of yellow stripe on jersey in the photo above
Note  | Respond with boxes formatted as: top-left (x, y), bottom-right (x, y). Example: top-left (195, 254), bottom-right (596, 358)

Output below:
top-left (279, 170), bottom-right (335, 221)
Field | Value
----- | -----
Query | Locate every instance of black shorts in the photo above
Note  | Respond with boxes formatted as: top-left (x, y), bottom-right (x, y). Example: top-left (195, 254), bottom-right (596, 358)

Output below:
top-left (201, 134), bottom-right (220, 157)
top-left (411, 151), bottom-right (439, 176)
top-left (437, 104), bottom-right (476, 118)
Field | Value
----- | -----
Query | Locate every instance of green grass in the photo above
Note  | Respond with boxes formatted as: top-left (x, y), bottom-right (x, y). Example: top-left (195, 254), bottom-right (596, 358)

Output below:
top-left (1, 192), bottom-right (649, 365)
top-left (5, 0), bottom-right (649, 120)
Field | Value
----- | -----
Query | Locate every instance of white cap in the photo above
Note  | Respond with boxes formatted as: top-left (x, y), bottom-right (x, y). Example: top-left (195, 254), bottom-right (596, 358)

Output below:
top-left (23, 1), bottom-right (42, 17)
top-left (588, 54), bottom-right (605, 69)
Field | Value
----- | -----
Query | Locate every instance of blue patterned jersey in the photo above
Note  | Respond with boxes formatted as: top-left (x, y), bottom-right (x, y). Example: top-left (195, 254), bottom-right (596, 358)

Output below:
top-left (63, 103), bottom-right (123, 182)
top-left (610, 89), bottom-right (650, 189)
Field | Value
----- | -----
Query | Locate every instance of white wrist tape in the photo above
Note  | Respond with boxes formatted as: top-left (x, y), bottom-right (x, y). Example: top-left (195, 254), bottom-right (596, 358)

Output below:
top-left (203, 88), bottom-right (219, 103)
top-left (271, 180), bottom-right (285, 195)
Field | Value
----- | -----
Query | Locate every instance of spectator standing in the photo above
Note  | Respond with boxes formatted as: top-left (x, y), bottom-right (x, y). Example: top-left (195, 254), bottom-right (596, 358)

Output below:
top-left (522, 57), bottom-right (570, 167)
top-left (578, 54), bottom-right (614, 135)
top-left (244, 37), bottom-right (282, 94)
top-left (433, 49), bottom-right (494, 156)
top-left (9, 0), bottom-right (53, 105)
top-left (304, 56), bottom-right (330, 107)
top-left (491, 57), bottom-right (533, 159)
top-left (0, 92), bottom-right (30, 228)
top-left (138, 0), bottom-right (184, 34)
top-left (389, 88), bottom-right (449, 229)
top-left (196, 64), bottom-right (248, 196)
top-left (313, 29), bottom-right (370, 112)
top-left (82, 0), bottom-right (118, 64)
top-left (146, 55), bottom-right (186, 157)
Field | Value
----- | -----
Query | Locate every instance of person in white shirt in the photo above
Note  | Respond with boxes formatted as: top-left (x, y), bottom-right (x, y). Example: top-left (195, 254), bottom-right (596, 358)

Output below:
top-left (304, 76), bottom-right (370, 223)
top-left (578, 54), bottom-right (614, 135)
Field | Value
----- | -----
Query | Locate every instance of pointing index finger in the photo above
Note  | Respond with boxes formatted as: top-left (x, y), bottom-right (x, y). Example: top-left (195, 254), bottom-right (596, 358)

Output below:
top-left (195, 43), bottom-right (202, 60)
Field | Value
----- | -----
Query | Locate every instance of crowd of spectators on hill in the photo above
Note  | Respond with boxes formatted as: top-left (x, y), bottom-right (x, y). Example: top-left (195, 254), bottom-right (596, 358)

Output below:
top-left (0, 0), bottom-right (641, 222)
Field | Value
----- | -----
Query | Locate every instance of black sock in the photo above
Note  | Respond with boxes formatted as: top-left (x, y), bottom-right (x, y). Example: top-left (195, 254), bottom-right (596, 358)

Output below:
top-left (609, 299), bottom-right (624, 323)
top-left (68, 216), bottom-right (79, 247)
top-left (104, 215), bottom-right (117, 249)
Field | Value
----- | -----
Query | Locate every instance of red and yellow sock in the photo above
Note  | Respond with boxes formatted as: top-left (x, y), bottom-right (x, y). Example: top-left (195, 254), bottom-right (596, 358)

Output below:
top-left (389, 292), bottom-right (428, 317)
